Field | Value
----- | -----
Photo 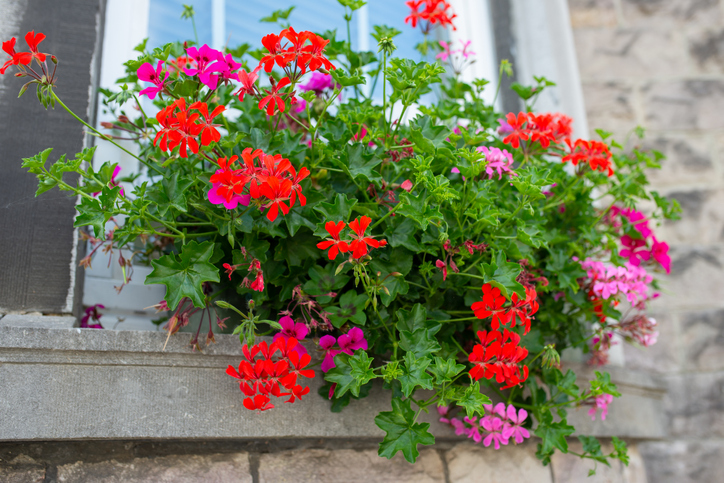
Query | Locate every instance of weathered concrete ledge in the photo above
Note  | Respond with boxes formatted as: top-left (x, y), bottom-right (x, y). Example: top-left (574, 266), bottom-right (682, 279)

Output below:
top-left (0, 316), bottom-right (667, 441)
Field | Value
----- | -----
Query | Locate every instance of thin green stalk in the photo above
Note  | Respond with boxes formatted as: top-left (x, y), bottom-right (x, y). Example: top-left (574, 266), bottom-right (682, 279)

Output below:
top-left (370, 202), bottom-right (403, 230)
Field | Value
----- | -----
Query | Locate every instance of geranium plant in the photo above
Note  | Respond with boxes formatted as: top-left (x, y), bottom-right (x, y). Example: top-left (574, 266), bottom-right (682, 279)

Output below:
top-left (2, 0), bottom-right (679, 471)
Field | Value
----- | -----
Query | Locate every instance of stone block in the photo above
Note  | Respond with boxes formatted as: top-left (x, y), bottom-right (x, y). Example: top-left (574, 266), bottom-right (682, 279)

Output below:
top-left (680, 309), bottom-right (724, 371)
top-left (551, 440), bottom-right (647, 483)
top-left (623, 311), bottom-right (682, 373)
top-left (643, 133), bottom-right (717, 187)
top-left (688, 27), bottom-right (724, 73)
top-left (581, 82), bottom-right (639, 134)
top-left (0, 313), bottom-right (76, 328)
top-left (648, 245), bottom-right (724, 310)
top-left (445, 441), bottom-right (552, 483)
top-left (56, 453), bottom-right (252, 483)
top-left (0, 465), bottom-right (46, 483)
top-left (620, 0), bottom-right (721, 28)
top-left (568, 0), bottom-right (618, 28)
top-left (643, 80), bottom-right (724, 131)
top-left (639, 440), bottom-right (724, 483)
top-left (664, 371), bottom-right (724, 438)
top-left (653, 188), bottom-right (724, 245)
top-left (574, 28), bottom-right (686, 81)
top-left (258, 448), bottom-right (444, 483)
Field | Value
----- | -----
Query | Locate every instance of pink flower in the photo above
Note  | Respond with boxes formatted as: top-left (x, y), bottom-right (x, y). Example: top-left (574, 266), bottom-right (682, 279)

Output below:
top-left (651, 238), bottom-right (671, 274)
top-left (450, 418), bottom-right (467, 436)
top-left (459, 40), bottom-right (476, 59)
top-left (299, 71), bottom-right (336, 94)
top-left (202, 51), bottom-right (242, 90)
top-left (619, 235), bottom-right (650, 266)
top-left (401, 179), bottom-right (413, 192)
top-left (477, 146), bottom-right (517, 180)
top-left (588, 394), bottom-right (614, 421)
top-left (235, 66), bottom-right (261, 101)
top-left (338, 327), bottom-right (368, 354)
top-left (497, 118), bottom-right (513, 135)
top-left (463, 416), bottom-right (483, 443)
top-left (481, 416), bottom-right (508, 449)
top-left (184, 44), bottom-right (221, 78)
top-left (319, 335), bottom-right (339, 372)
top-left (501, 405), bottom-right (530, 444)
top-left (436, 40), bottom-right (453, 61)
top-left (137, 60), bottom-right (169, 99)
top-left (273, 315), bottom-right (309, 356)
top-left (207, 183), bottom-right (251, 210)
top-left (435, 259), bottom-right (448, 280)
top-left (80, 304), bottom-right (105, 329)
top-left (92, 166), bottom-right (124, 197)
top-left (437, 405), bottom-right (450, 424)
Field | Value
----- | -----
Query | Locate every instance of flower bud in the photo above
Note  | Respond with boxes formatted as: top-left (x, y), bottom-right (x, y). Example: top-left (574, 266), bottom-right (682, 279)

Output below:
top-left (117, 115), bottom-right (130, 124)
top-left (50, 55), bottom-right (58, 64)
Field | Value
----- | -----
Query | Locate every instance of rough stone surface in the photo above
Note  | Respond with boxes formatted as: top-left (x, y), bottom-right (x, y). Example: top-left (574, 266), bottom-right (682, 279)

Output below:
top-left (551, 441), bottom-right (647, 483)
top-left (639, 440), bottom-right (724, 483)
top-left (259, 448), bottom-right (443, 483)
top-left (580, 82), bottom-right (638, 135)
top-left (643, 80), bottom-right (724, 131)
top-left (620, 0), bottom-right (721, 28)
top-left (0, 465), bottom-right (46, 483)
top-left (56, 453), bottom-right (252, 483)
top-left (680, 309), bottom-right (724, 371)
top-left (445, 442), bottom-right (552, 483)
top-left (623, 311), bottom-right (682, 373)
top-left (664, 371), bottom-right (724, 438)
top-left (0, 313), bottom-right (76, 329)
top-left (568, 0), bottom-right (618, 28)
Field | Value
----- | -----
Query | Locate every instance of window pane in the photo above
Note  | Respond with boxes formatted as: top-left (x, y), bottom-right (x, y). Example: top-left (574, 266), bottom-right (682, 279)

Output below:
top-left (148, 0), bottom-right (213, 48)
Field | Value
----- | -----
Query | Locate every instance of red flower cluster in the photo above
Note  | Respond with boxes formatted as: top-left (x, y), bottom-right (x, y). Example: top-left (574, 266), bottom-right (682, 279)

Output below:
top-left (154, 99), bottom-right (225, 158)
top-left (500, 112), bottom-right (572, 150)
top-left (469, 329), bottom-right (529, 389)
top-left (226, 337), bottom-right (315, 411)
top-left (471, 284), bottom-right (539, 335)
top-left (255, 27), bottom-right (335, 115)
top-left (563, 139), bottom-right (614, 176)
top-left (405, 0), bottom-right (457, 31)
top-left (224, 253), bottom-right (265, 292)
top-left (0, 30), bottom-right (47, 74)
top-left (317, 216), bottom-right (388, 260)
top-left (209, 147), bottom-right (310, 221)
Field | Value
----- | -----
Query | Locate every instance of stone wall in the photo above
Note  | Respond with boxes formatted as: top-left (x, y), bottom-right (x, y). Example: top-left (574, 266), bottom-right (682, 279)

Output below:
top-left (569, 0), bottom-right (724, 482)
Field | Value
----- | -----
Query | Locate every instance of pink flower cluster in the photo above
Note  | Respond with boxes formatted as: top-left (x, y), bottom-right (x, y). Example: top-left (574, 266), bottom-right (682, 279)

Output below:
top-left (438, 403), bottom-right (530, 449)
top-left (587, 394), bottom-right (613, 421)
top-left (610, 207), bottom-right (671, 274)
top-left (273, 316), bottom-right (309, 356)
top-left (319, 327), bottom-right (368, 372)
top-left (580, 258), bottom-right (653, 310)
top-left (477, 146), bottom-right (517, 180)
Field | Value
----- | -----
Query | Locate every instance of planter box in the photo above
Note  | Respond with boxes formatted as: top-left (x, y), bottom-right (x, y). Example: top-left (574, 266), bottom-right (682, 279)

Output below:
top-left (0, 315), bottom-right (667, 442)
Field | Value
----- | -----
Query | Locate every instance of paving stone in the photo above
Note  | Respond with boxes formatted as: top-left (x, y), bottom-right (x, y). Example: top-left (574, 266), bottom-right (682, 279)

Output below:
top-left (551, 440), bottom-right (647, 483)
top-left (258, 448), bottom-right (444, 483)
top-left (445, 442), bottom-right (552, 483)
top-left (639, 440), bottom-right (724, 483)
top-left (568, 0), bottom-right (618, 28)
top-left (56, 453), bottom-right (252, 483)
top-left (664, 372), bottom-right (724, 438)
top-left (643, 80), bottom-right (724, 131)
top-left (581, 82), bottom-right (639, 134)
top-left (620, 0), bottom-right (721, 28)
top-left (574, 28), bottom-right (686, 81)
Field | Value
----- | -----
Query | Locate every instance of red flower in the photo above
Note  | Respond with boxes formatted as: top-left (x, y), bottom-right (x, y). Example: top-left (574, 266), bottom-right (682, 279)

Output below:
top-left (405, 0), bottom-right (456, 31)
top-left (563, 139), bottom-right (614, 176)
top-left (348, 216), bottom-right (385, 259)
top-left (317, 221), bottom-right (350, 260)
top-left (288, 165), bottom-right (310, 208)
top-left (260, 33), bottom-right (291, 72)
top-left (501, 112), bottom-right (530, 149)
top-left (190, 101), bottom-right (225, 146)
top-left (152, 98), bottom-right (203, 158)
top-left (471, 283), bottom-right (510, 330)
top-left (507, 287), bottom-right (539, 335)
top-left (468, 329), bottom-right (529, 389)
top-left (0, 37), bottom-right (31, 74)
top-left (259, 76), bottom-right (291, 115)
top-left (235, 66), bottom-right (261, 101)
top-left (436, 260), bottom-right (448, 281)
top-left (255, 175), bottom-right (293, 221)
top-left (299, 33), bottom-right (335, 72)
top-left (243, 394), bottom-right (274, 411)
top-left (24, 30), bottom-right (47, 62)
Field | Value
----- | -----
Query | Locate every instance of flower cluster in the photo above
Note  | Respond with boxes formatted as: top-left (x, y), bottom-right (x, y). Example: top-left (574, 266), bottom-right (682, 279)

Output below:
top-left (610, 206), bottom-right (671, 273)
top-left (469, 329), bottom-right (529, 389)
top-left (439, 403), bottom-right (530, 449)
top-left (319, 327), bottom-right (368, 372)
top-left (471, 283), bottom-right (539, 334)
top-left (435, 239), bottom-right (487, 280)
top-left (586, 394), bottom-right (613, 421)
top-left (615, 314), bottom-right (659, 347)
top-left (226, 337), bottom-right (315, 411)
top-left (208, 147), bottom-right (309, 221)
top-left (224, 252), bottom-right (265, 292)
top-left (154, 99), bottom-right (224, 158)
top-left (317, 217), bottom-right (388, 260)
top-left (436, 39), bottom-right (474, 75)
top-left (477, 146), bottom-right (517, 180)
top-left (405, 0), bottom-right (457, 32)
top-left (580, 258), bottom-right (654, 310)
top-left (563, 139), bottom-right (614, 176)
top-left (1, 31), bottom-right (47, 74)
top-left (273, 315), bottom-right (309, 356)
top-left (499, 112), bottom-right (573, 150)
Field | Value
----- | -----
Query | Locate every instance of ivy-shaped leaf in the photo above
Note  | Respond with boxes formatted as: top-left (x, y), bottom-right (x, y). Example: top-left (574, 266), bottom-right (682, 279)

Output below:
top-left (397, 191), bottom-right (443, 230)
top-left (74, 185), bottom-right (120, 239)
top-left (341, 144), bottom-right (382, 183)
top-left (146, 173), bottom-right (193, 216)
top-left (375, 398), bottom-right (435, 463)
top-left (457, 381), bottom-right (492, 418)
top-left (399, 352), bottom-right (433, 397)
top-left (430, 357), bottom-right (465, 384)
top-left (480, 249), bottom-right (526, 299)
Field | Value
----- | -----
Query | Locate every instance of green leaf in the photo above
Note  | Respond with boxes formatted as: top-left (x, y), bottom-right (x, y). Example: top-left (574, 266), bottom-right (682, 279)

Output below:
top-left (386, 217), bottom-right (422, 252)
top-left (480, 250), bottom-right (525, 299)
top-left (303, 263), bottom-right (351, 304)
top-left (260, 6), bottom-right (295, 23)
top-left (397, 191), bottom-right (443, 230)
top-left (73, 185), bottom-right (120, 239)
top-left (375, 398), bottom-right (435, 463)
top-left (327, 289), bottom-right (368, 328)
top-left (578, 436), bottom-right (609, 465)
top-left (534, 412), bottom-right (575, 458)
top-left (313, 193), bottom-right (357, 222)
top-left (326, 351), bottom-right (376, 398)
top-left (457, 381), bottom-right (492, 418)
top-left (399, 352), bottom-right (433, 397)
top-left (146, 173), bottom-right (193, 216)
top-left (330, 68), bottom-right (367, 87)
top-left (430, 357), bottom-right (465, 385)
top-left (341, 144), bottom-right (382, 183)
top-left (145, 241), bottom-right (220, 309)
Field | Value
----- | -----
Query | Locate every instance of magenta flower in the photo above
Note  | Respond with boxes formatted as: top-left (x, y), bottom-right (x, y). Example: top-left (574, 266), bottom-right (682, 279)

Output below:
top-left (137, 60), bottom-right (169, 99)
top-left (450, 418), bottom-right (467, 436)
top-left (338, 327), bottom-right (368, 354)
top-left (80, 304), bottom-right (105, 329)
top-left (501, 405), bottom-right (530, 444)
top-left (459, 40), bottom-right (476, 59)
top-left (436, 40), bottom-right (453, 61)
top-left (437, 405), bottom-right (450, 424)
top-left (481, 416), bottom-right (508, 449)
top-left (184, 45), bottom-right (222, 82)
top-left (463, 416), bottom-right (483, 443)
top-left (319, 335), bottom-right (339, 372)
top-left (651, 238), bottom-right (671, 274)
top-left (589, 393), bottom-right (614, 421)
top-left (619, 235), bottom-right (650, 266)
top-left (497, 118), bottom-right (514, 135)
top-left (92, 166), bottom-right (124, 197)
top-left (202, 52), bottom-right (242, 90)
top-left (300, 71), bottom-right (336, 94)
top-left (273, 315), bottom-right (309, 356)
top-left (478, 146), bottom-right (517, 180)
top-left (207, 183), bottom-right (251, 210)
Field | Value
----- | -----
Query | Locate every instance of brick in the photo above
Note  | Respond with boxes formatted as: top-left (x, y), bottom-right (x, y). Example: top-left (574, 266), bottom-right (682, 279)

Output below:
top-left (574, 28), bottom-right (686, 81)
top-left (664, 372), bottom-right (724, 438)
top-left (639, 440), bottom-right (724, 483)
top-left (568, 0), bottom-right (618, 28)
top-left (551, 440), bottom-right (647, 483)
top-left (57, 453), bottom-right (252, 483)
top-left (623, 311), bottom-right (682, 373)
top-left (445, 442), bottom-right (552, 483)
top-left (620, 0), bottom-right (721, 28)
top-left (643, 80), bottom-right (724, 131)
top-left (642, 134), bottom-right (716, 187)
top-left (581, 82), bottom-right (639, 134)
top-left (680, 309), bottom-right (724, 371)
top-left (649, 246), bottom-right (724, 310)
top-left (258, 448), bottom-right (444, 483)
